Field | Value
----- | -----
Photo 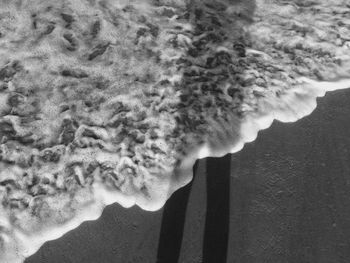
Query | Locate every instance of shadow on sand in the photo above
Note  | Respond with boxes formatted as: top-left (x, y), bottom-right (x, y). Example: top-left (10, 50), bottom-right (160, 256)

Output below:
top-left (157, 154), bottom-right (231, 263)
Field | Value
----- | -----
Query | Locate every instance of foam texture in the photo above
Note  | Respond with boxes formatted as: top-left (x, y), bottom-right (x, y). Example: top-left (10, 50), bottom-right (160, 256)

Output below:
top-left (0, 0), bottom-right (349, 261)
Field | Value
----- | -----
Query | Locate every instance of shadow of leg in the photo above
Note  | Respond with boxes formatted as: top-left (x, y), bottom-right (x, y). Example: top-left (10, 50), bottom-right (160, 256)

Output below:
top-left (203, 154), bottom-right (231, 263)
top-left (156, 161), bottom-right (199, 263)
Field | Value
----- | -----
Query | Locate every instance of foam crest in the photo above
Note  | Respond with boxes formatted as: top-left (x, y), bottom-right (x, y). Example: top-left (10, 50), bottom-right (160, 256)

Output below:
top-left (171, 76), bottom-right (350, 198)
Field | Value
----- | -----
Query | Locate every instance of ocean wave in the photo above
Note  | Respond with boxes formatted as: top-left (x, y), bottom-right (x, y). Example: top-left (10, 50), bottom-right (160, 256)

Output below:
top-left (0, 0), bottom-right (349, 261)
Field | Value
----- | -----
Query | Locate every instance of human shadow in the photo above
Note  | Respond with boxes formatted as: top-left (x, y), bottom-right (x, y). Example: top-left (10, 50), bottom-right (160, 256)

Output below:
top-left (156, 161), bottom-right (199, 263)
top-left (203, 154), bottom-right (231, 263)
top-left (157, 0), bottom-right (255, 261)
top-left (156, 154), bottom-right (231, 263)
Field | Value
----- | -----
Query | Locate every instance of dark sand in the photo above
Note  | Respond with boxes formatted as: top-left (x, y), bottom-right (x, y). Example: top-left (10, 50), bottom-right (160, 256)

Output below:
top-left (26, 88), bottom-right (350, 263)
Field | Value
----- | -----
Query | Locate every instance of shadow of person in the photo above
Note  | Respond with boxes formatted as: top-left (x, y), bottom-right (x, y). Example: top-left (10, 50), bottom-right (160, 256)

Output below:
top-left (156, 162), bottom-right (198, 263)
top-left (157, 154), bottom-right (231, 263)
top-left (203, 154), bottom-right (231, 263)
top-left (157, 0), bottom-right (255, 260)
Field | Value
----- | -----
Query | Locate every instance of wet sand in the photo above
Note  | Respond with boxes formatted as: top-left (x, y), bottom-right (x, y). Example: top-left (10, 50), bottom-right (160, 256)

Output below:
top-left (26, 88), bottom-right (350, 263)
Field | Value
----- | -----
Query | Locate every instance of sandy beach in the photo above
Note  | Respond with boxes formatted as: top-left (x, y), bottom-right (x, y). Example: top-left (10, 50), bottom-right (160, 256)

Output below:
top-left (25, 88), bottom-right (350, 263)
top-left (0, 0), bottom-right (349, 261)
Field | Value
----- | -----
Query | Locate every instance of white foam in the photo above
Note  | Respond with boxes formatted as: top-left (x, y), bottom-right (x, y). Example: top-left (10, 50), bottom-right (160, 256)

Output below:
top-left (168, 77), bottom-right (350, 199)
top-left (1, 0), bottom-right (350, 262)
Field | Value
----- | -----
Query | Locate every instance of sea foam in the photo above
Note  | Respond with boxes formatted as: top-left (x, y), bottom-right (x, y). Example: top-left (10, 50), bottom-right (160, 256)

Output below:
top-left (2, 77), bottom-right (347, 263)
top-left (0, 0), bottom-right (350, 262)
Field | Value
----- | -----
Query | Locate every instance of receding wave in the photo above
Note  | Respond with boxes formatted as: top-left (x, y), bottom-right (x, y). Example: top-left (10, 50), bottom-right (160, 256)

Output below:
top-left (0, 0), bottom-right (349, 261)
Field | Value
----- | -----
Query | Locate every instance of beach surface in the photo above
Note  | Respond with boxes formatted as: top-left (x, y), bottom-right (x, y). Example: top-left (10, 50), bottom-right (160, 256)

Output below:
top-left (1, 0), bottom-right (350, 260)
top-left (25, 87), bottom-right (350, 262)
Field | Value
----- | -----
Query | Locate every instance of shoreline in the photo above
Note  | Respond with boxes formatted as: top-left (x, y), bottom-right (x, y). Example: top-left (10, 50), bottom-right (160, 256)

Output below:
top-left (26, 86), bottom-right (350, 263)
